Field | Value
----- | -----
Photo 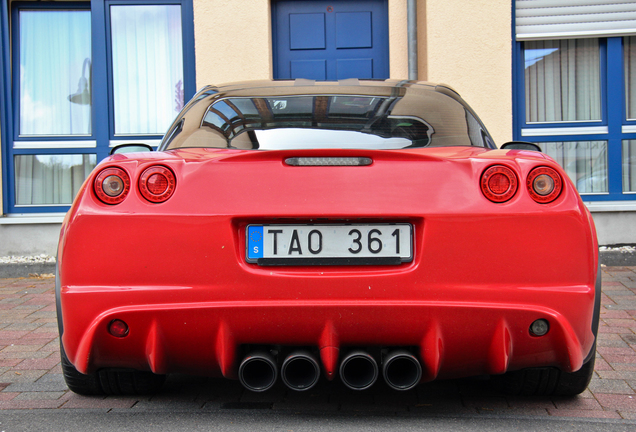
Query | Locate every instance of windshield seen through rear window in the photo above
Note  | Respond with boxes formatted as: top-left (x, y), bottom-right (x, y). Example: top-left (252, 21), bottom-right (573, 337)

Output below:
top-left (163, 89), bottom-right (491, 150)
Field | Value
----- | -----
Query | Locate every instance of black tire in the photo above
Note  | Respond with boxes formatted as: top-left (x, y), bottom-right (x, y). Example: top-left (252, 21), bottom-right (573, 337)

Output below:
top-left (97, 368), bottom-right (166, 395)
top-left (60, 343), bottom-right (166, 395)
top-left (499, 260), bottom-right (601, 397)
top-left (58, 264), bottom-right (165, 395)
top-left (498, 352), bottom-right (595, 396)
top-left (60, 344), bottom-right (104, 395)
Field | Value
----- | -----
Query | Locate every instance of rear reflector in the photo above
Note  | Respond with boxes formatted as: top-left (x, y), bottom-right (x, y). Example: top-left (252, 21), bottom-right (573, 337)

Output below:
top-left (108, 319), bottom-right (129, 338)
top-left (285, 157), bottom-right (372, 166)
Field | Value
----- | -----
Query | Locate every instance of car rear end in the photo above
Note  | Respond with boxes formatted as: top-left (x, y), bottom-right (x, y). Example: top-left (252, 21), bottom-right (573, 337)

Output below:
top-left (57, 81), bottom-right (599, 394)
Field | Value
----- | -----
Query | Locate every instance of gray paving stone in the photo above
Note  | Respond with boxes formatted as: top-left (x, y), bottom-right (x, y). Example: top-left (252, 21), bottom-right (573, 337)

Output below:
top-left (0, 369), bottom-right (46, 383)
top-left (13, 391), bottom-right (66, 400)
top-left (588, 378), bottom-right (636, 395)
top-left (26, 311), bottom-right (56, 319)
top-left (605, 290), bottom-right (636, 297)
top-left (4, 380), bottom-right (69, 392)
top-left (36, 373), bottom-right (65, 383)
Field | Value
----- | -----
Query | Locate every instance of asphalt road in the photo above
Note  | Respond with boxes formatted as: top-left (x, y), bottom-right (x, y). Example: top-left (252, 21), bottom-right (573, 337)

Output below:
top-left (1, 409), bottom-right (635, 432)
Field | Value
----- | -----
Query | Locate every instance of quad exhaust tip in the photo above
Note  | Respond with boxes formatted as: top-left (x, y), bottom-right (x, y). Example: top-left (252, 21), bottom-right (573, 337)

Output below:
top-left (281, 351), bottom-right (321, 391)
top-left (239, 348), bottom-right (421, 392)
top-left (238, 351), bottom-right (278, 392)
top-left (339, 351), bottom-right (378, 390)
top-left (382, 350), bottom-right (422, 391)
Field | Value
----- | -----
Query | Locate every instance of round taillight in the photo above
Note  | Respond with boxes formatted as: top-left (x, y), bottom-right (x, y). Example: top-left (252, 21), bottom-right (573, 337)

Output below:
top-left (480, 165), bottom-right (518, 203)
top-left (527, 166), bottom-right (562, 203)
top-left (94, 167), bottom-right (130, 205)
top-left (139, 166), bottom-right (176, 203)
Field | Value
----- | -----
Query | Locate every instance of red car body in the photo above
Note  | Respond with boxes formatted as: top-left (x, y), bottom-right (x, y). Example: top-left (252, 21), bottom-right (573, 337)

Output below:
top-left (56, 80), bottom-right (599, 395)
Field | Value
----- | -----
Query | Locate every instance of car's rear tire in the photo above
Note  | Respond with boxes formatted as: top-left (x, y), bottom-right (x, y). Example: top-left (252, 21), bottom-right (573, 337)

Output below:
top-left (498, 351), bottom-right (595, 396)
top-left (60, 344), bottom-right (166, 395)
top-left (60, 344), bottom-right (103, 395)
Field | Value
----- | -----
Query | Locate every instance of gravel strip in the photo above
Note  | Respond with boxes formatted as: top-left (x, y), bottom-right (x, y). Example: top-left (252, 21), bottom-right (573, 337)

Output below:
top-left (0, 255), bottom-right (56, 264)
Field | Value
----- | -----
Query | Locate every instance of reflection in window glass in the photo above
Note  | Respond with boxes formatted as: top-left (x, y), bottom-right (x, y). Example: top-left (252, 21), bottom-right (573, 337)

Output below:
top-left (625, 37), bottom-right (636, 120)
top-left (623, 140), bottom-right (636, 192)
top-left (229, 99), bottom-right (259, 117)
top-left (537, 141), bottom-right (607, 194)
top-left (328, 96), bottom-right (380, 117)
top-left (111, 5), bottom-right (184, 134)
top-left (15, 155), bottom-right (96, 205)
top-left (19, 10), bottom-right (92, 135)
top-left (214, 101), bottom-right (240, 122)
top-left (525, 39), bottom-right (601, 123)
top-left (268, 97), bottom-right (313, 117)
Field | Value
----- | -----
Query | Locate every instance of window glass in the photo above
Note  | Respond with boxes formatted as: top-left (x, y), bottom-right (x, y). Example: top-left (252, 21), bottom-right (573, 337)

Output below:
top-left (19, 10), bottom-right (92, 136)
top-left (524, 39), bottom-right (601, 123)
top-left (624, 37), bottom-right (636, 120)
top-left (14, 154), bottom-right (96, 205)
top-left (111, 5), bottom-right (184, 134)
top-left (537, 141), bottom-right (607, 194)
top-left (165, 91), bottom-right (491, 150)
top-left (623, 140), bottom-right (636, 192)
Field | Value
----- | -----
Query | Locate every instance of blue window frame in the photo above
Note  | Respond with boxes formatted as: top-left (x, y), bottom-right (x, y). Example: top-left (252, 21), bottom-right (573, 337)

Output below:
top-left (0, 0), bottom-right (196, 214)
top-left (514, 37), bottom-right (635, 201)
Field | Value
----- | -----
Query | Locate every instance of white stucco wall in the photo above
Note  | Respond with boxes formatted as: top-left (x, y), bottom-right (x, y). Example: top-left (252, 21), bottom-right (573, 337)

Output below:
top-left (421, 0), bottom-right (513, 145)
top-left (193, 0), bottom-right (273, 86)
top-left (388, 0), bottom-right (408, 79)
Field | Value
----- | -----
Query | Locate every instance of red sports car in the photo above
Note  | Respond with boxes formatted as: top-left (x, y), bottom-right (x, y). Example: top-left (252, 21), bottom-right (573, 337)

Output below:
top-left (56, 80), bottom-right (599, 396)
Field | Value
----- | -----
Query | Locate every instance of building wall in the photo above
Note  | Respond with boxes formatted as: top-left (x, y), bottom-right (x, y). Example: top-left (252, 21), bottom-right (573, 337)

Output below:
top-left (1, 0), bottom-right (632, 255)
top-left (388, 0), bottom-right (408, 80)
top-left (193, 0), bottom-right (273, 85)
top-left (191, 0), bottom-right (511, 144)
top-left (421, 0), bottom-right (512, 145)
top-left (0, 124), bottom-right (3, 215)
top-left (193, 0), bottom-right (410, 86)
top-left (0, 224), bottom-right (61, 256)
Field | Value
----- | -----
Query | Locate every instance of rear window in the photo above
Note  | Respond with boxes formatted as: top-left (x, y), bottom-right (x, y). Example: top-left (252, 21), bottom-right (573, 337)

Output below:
top-left (164, 89), bottom-right (490, 150)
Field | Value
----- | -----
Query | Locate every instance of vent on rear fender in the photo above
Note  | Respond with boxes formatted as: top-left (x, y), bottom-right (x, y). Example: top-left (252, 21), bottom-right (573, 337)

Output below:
top-left (285, 157), bottom-right (372, 166)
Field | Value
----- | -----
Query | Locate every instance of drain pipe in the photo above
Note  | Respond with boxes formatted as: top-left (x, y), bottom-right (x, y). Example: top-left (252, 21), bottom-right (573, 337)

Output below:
top-left (407, 0), bottom-right (418, 81)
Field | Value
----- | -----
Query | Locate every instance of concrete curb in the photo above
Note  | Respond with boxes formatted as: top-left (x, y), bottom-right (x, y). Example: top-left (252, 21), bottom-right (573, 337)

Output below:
top-left (0, 250), bottom-right (635, 278)
top-left (600, 250), bottom-right (636, 267)
top-left (0, 262), bottom-right (56, 278)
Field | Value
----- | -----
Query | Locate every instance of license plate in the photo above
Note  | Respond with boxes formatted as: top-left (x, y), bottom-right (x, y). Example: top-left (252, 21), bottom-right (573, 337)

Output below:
top-left (246, 224), bottom-right (413, 266)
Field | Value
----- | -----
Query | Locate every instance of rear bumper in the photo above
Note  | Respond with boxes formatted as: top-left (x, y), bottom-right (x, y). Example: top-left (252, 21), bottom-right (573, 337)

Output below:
top-left (60, 283), bottom-right (596, 381)
top-left (58, 184), bottom-right (599, 382)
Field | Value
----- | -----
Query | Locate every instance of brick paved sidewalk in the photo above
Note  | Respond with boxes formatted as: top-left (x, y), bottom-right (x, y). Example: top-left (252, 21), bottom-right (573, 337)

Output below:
top-left (0, 267), bottom-right (635, 420)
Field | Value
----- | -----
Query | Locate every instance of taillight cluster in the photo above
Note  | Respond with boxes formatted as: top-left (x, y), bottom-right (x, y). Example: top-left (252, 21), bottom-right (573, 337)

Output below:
top-left (480, 165), bottom-right (563, 204)
top-left (526, 166), bottom-right (562, 203)
top-left (138, 166), bottom-right (177, 203)
top-left (94, 168), bottom-right (130, 205)
top-left (93, 165), bottom-right (176, 205)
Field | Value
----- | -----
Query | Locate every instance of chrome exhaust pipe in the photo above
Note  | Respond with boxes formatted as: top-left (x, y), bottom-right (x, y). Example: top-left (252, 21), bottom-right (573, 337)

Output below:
top-left (382, 350), bottom-right (422, 391)
top-left (238, 351), bottom-right (278, 392)
top-left (281, 351), bottom-right (320, 391)
top-left (339, 350), bottom-right (378, 390)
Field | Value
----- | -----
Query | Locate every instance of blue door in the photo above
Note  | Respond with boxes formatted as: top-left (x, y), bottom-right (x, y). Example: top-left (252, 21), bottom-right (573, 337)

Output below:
top-left (273, 0), bottom-right (389, 81)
